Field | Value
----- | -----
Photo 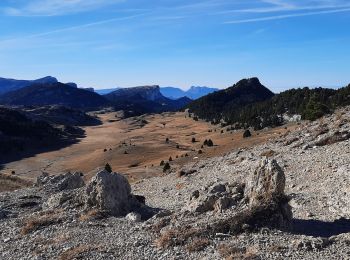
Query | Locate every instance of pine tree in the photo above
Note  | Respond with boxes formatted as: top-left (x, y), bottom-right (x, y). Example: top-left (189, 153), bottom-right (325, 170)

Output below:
top-left (163, 162), bottom-right (171, 172)
top-left (105, 163), bottom-right (112, 173)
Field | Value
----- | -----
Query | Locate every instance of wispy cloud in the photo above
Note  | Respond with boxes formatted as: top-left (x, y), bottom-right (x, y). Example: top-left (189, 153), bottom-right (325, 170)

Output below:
top-left (218, 0), bottom-right (350, 14)
top-left (3, 0), bottom-right (125, 16)
top-left (0, 13), bottom-right (148, 45)
top-left (224, 7), bottom-right (350, 24)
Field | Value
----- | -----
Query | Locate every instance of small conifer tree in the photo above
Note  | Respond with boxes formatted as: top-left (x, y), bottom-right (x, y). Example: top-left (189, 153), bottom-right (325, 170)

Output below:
top-left (105, 163), bottom-right (112, 173)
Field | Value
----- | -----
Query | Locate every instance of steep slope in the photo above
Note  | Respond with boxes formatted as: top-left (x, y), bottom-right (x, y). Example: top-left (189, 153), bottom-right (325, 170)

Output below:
top-left (21, 105), bottom-right (102, 126)
top-left (105, 85), bottom-right (191, 116)
top-left (0, 76), bottom-right (58, 95)
top-left (187, 77), bottom-right (274, 122)
top-left (0, 107), bottom-right (81, 163)
top-left (0, 82), bottom-right (109, 110)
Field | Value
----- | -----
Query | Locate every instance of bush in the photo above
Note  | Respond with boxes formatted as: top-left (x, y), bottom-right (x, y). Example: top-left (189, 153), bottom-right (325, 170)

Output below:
top-left (243, 130), bottom-right (251, 138)
top-left (163, 162), bottom-right (171, 172)
top-left (166, 138), bottom-right (169, 143)
top-left (204, 139), bottom-right (213, 147)
top-left (160, 160), bottom-right (165, 166)
top-left (169, 156), bottom-right (173, 161)
top-left (104, 163), bottom-right (112, 173)
top-left (198, 150), bottom-right (203, 154)
top-left (191, 137), bottom-right (196, 143)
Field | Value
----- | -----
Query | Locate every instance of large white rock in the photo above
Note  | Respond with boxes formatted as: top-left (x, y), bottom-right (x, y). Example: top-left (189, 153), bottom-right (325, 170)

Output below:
top-left (245, 159), bottom-right (286, 207)
top-left (84, 170), bottom-right (139, 217)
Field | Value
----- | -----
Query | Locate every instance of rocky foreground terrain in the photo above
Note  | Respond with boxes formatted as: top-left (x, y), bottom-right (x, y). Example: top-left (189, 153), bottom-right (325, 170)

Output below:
top-left (1, 107), bottom-right (350, 259)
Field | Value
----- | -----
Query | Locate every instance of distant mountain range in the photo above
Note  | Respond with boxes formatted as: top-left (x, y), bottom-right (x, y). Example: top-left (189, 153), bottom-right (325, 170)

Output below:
top-left (104, 85), bottom-right (191, 116)
top-left (0, 76), bottom-right (58, 95)
top-left (0, 82), bottom-right (108, 110)
top-left (96, 86), bottom-right (218, 100)
top-left (160, 86), bottom-right (219, 100)
top-left (1, 75), bottom-right (348, 131)
top-left (0, 77), bottom-right (192, 115)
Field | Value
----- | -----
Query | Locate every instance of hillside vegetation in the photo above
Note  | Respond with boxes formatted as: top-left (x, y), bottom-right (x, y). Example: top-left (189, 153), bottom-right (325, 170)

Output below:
top-left (188, 78), bottom-right (350, 130)
top-left (186, 78), bottom-right (274, 124)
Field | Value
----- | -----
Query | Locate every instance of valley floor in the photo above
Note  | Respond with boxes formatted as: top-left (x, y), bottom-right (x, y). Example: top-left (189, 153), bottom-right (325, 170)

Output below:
top-left (0, 111), bottom-right (291, 187)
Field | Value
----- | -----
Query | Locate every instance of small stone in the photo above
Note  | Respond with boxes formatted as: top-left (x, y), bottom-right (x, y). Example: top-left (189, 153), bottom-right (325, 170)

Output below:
top-left (126, 212), bottom-right (142, 222)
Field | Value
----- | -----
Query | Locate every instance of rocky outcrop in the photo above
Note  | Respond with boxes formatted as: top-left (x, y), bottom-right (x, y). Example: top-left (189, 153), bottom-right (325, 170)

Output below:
top-left (83, 170), bottom-right (141, 217)
top-left (183, 182), bottom-right (244, 213)
top-left (44, 191), bottom-right (79, 210)
top-left (197, 159), bottom-right (292, 235)
top-left (244, 159), bottom-right (292, 230)
top-left (245, 159), bottom-right (286, 207)
top-left (312, 130), bottom-right (350, 147)
top-left (36, 172), bottom-right (85, 191)
top-left (41, 170), bottom-right (153, 218)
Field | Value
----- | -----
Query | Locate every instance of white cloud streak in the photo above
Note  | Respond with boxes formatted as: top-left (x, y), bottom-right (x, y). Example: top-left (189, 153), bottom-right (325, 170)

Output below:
top-left (218, 0), bottom-right (350, 14)
top-left (224, 7), bottom-right (350, 24)
top-left (0, 13), bottom-right (148, 45)
top-left (3, 0), bottom-right (124, 16)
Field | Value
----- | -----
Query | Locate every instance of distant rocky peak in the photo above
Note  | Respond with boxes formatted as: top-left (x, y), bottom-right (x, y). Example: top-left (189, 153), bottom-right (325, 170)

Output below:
top-left (34, 76), bottom-right (58, 84)
top-left (66, 82), bottom-right (78, 88)
top-left (236, 77), bottom-right (261, 86)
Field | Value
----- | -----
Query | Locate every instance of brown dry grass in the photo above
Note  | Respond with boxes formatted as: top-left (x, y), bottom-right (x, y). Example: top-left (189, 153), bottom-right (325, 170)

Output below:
top-left (59, 245), bottom-right (98, 260)
top-left (155, 227), bottom-right (201, 249)
top-left (21, 210), bottom-right (63, 235)
top-left (218, 244), bottom-right (260, 260)
top-left (151, 218), bottom-right (171, 233)
top-left (78, 209), bottom-right (107, 222)
top-left (186, 237), bottom-right (210, 252)
top-left (0, 173), bottom-right (32, 193)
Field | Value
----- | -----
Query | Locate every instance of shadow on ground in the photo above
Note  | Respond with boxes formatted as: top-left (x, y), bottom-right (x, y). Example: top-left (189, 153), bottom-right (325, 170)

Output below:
top-left (292, 218), bottom-right (350, 237)
top-left (0, 131), bottom-right (85, 168)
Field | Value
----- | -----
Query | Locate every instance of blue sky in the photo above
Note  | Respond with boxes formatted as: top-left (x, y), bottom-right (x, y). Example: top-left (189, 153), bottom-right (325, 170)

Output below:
top-left (0, 0), bottom-right (349, 92)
